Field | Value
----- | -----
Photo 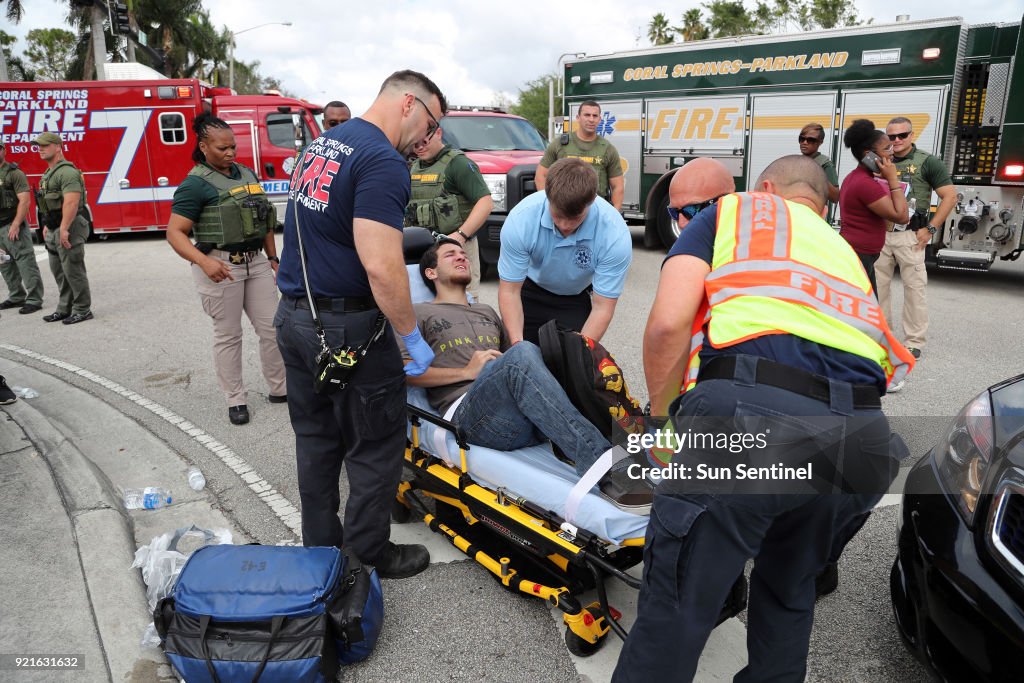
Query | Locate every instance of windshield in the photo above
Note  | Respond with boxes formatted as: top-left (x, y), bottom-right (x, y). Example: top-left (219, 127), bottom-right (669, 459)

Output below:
top-left (441, 116), bottom-right (547, 152)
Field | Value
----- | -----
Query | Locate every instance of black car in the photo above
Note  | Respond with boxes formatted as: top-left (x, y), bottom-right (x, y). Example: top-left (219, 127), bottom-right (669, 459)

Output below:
top-left (892, 374), bottom-right (1024, 681)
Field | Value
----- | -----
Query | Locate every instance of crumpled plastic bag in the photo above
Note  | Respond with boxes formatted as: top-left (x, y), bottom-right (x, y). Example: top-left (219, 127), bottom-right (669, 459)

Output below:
top-left (132, 524), bottom-right (232, 648)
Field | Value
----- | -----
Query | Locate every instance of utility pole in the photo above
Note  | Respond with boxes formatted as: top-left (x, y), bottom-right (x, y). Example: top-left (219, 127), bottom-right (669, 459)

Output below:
top-left (90, 3), bottom-right (107, 79)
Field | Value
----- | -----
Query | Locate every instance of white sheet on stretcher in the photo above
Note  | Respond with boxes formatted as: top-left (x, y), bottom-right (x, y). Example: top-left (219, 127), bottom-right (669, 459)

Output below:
top-left (406, 386), bottom-right (649, 545)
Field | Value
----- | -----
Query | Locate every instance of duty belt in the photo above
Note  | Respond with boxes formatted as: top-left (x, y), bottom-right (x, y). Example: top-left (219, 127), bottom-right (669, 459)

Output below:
top-left (697, 355), bottom-right (882, 408)
top-left (296, 296), bottom-right (378, 313)
top-left (209, 248), bottom-right (260, 264)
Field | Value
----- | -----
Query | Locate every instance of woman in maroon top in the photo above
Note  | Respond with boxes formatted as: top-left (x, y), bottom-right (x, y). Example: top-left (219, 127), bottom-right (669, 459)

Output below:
top-left (838, 119), bottom-right (908, 295)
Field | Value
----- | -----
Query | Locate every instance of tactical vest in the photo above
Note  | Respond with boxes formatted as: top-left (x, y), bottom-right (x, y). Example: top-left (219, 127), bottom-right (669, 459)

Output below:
top-left (679, 193), bottom-right (914, 393)
top-left (894, 146), bottom-right (936, 209)
top-left (188, 164), bottom-right (275, 247)
top-left (0, 162), bottom-right (21, 216)
top-left (407, 148), bottom-right (475, 234)
top-left (39, 161), bottom-right (87, 229)
top-left (560, 133), bottom-right (612, 199)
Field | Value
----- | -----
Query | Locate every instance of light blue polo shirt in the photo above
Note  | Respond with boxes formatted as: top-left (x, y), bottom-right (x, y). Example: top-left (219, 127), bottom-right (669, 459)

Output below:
top-left (498, 192), bottom-right (632, 298)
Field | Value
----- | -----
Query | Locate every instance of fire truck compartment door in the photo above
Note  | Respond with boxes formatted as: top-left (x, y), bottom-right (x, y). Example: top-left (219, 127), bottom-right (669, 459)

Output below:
top-left (644, 95), bottom-right (746, 156)
top-left (223, 118), bottom-right (259, 175)
top-left (569, 100), bottom-right (642, 209)
top-left (834, 86), bottom-right (949, 190)
top-left (747, 92), bottom-right (838, 192)
top-left (90, 108), bottom-right (162, 228)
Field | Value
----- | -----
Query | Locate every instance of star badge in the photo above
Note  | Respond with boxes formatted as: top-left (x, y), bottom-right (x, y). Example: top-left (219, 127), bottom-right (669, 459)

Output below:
top-left (230, 253), bottom-right (244, 264)
top-left (908, 164), bottom-right (917, 174)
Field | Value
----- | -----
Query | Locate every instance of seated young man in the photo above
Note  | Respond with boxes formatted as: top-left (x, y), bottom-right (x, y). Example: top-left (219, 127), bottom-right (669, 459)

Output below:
top-left (399, 238), bottom-right (651, 513)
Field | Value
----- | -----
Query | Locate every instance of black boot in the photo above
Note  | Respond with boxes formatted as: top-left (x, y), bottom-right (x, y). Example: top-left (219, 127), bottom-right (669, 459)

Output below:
top-left (373, 542), bottom-right (429, 579)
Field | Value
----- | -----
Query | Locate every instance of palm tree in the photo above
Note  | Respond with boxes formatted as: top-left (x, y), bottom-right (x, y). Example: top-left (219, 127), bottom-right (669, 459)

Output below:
top-left (0, 0), bottom-right (25, 80)
top-left (680, 8), bottom-right (709, 41)
top-left (135, 0), bottom-right (203, 76)
top-left (647, 12), bottom-right (674, 46)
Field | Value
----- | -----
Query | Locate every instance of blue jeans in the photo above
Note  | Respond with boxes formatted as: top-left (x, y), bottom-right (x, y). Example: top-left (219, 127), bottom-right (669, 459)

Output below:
top-left (613, 356), bottom-right (899, 683)
top-left (452, 342), bottom-right (609, 475)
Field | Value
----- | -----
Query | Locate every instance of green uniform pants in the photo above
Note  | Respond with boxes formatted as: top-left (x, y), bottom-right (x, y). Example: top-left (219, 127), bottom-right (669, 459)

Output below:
top-left (44, 217), bottom-right (91, 315)
top-left (0, 222), bottom-right (44, 306)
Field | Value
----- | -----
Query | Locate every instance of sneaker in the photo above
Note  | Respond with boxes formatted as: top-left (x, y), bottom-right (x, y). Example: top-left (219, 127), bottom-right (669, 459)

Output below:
top-left (43, 311), bottom-right (70, 322)
top-left (907, 347), bottom-right (921, 359)
top-left (228, 405), bottom-right (250, 425)
top-left (887, 379), bottom-right (905, 394)
top-left (18, 303), bottom-right (42, 314)
top-left (0, 299), bottom-right (22, 310)
top-left (373, 541), bottom-right (430, 579)
top-left (598, 450), bottom-right (654, 515)
top-left (62, 311), bottom-right (94, 325)
top-left (0, 377), bottom-right (16, 405)
top-left (815, 562), bottom-right (839, 599)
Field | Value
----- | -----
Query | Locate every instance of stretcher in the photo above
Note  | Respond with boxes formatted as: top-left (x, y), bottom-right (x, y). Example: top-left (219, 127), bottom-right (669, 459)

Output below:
top-left (395, 229), bottom-right (746, 655)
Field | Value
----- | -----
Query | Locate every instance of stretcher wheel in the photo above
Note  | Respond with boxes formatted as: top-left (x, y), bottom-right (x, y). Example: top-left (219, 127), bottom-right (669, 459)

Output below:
top-left (564, 627), bottom-right (605, 657)
top-left (391, 498), bottom-right (412, 523)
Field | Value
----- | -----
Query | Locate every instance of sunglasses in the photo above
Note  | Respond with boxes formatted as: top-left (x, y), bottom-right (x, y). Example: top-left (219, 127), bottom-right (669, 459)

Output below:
top-left (410, 94), bottom-right (440, 138)
top-left (668, 196), bottom-right (721, 223)
top-left (887, 131), bottom-right (912, 141)
top-left (798, 135), bottom-right (823, 144)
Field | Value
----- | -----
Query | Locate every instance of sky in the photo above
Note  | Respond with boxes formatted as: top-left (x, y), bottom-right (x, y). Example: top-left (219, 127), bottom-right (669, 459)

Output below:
top-left (4, 1), bottom-right (1013, 111)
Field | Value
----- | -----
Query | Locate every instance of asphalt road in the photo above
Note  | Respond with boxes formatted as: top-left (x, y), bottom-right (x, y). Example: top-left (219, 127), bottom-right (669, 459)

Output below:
top-left (2, 226), bottom-right (1022, 682)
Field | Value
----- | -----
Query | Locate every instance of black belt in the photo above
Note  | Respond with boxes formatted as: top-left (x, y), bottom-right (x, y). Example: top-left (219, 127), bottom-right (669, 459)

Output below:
top-left (697, 356), bottom-right (882, 409)
top-left (296, 296), bottom-right (377, 313)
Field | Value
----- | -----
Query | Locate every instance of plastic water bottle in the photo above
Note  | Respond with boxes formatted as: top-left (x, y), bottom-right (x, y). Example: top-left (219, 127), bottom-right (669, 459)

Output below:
top-left (11, 386), bottom-right (39, 399)
top-left (187, 466), bottom-right (206, 491)
top-left (123, 487), bottom-right (172, 510)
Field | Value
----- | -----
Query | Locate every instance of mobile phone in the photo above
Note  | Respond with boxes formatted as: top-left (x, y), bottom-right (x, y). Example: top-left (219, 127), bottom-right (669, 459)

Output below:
top-left (861, 151), bottom-right (882, 173)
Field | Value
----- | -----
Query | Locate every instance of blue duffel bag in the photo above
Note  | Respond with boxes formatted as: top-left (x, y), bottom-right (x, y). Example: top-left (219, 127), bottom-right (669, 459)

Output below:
top-left (154, 544), bottom-right (383, 682)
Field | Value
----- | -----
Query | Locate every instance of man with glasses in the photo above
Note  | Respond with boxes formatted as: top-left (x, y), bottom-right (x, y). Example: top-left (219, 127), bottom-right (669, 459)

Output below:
top-left (322, 101), bottom-right (351, 130)
top-left (498, 157), bottom-right (631, 345)
top-left (536, 100), bottom-right (625, 210)
top-left (406, 123), bottom-right (493, 298)
top-left (664, 158), bottom-right (735, 238)
top-left (875, 117), bottom-right (956, 359)
top-left (275, 70), bottom-right (446, 579)
top-left (798, 123), bottom-right (839, 203)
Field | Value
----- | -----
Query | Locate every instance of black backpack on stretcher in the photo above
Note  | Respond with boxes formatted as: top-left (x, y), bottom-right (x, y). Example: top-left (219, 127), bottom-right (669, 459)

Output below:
top-left (538, 320), bottom-right (645, 441)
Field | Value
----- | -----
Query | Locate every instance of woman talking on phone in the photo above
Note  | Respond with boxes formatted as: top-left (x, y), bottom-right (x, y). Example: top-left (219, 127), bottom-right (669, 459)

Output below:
top-left (166, 113), bottom-right (287, 426)
top-left (838, 119), bottom-right (908, 295)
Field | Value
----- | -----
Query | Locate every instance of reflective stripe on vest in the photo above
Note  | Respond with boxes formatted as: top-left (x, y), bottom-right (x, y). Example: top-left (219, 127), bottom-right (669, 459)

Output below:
top-left (681, 192), bottom-right (914, 392)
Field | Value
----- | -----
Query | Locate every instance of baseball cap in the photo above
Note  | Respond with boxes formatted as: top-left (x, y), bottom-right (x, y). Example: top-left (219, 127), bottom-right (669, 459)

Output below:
top-left (34, 132), bottom-right (63, 146)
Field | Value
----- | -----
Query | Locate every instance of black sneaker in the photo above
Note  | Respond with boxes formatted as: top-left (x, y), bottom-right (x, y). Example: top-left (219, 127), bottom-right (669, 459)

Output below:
top-left (18, 303), bottom-right (42, 314)
top-left (907, 347), bottom-right (922, 359)
top-left (0, 376), bottom-right (16, 405)
top-left (0, 299), bottom-right (22, 310)
top-left (373, 542), bottom-right (430, 579)
top-left (43, 311), bottom-right (70, 322)
top-left (228, 405), bottom-right (250, 425)
top-left (597, 448), bottom-right (654, 515)
top-left (62, 311), bottom-right (94, 325)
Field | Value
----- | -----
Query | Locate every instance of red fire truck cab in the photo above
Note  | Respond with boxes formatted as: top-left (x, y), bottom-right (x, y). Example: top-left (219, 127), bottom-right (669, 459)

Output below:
top-left (0, 71), bottom-right (322, 236)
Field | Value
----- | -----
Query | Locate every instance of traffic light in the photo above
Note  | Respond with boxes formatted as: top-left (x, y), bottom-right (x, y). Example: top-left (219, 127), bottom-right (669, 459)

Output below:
top-left (111, 2), bottom-right (131, 36)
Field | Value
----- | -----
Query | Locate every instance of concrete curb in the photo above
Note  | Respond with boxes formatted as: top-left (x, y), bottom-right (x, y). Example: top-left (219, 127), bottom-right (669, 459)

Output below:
top-left (7, 397), bottom-right (156, 683)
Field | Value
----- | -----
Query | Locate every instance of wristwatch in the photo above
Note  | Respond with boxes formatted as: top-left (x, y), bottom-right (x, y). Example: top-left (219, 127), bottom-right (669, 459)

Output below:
top-left (456, 229), bottom-right (470, 241)
top-left (267, 255), bottom-right (280, 264)
top-left (926, 225), bottom-right (938, 235)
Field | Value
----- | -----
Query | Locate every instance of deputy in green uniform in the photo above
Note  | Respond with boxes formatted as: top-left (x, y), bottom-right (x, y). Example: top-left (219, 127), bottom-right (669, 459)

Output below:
top-left (166, 113), bottom-right (287, 426)
top-left (406, 125), bottom-right (493, 297)
top-left (798, 122), bottom-right (839, 203)
top-left (0, 141), bottom-right (44, 315)
top-left (536, 100), bottom-right (624, 210)
top-left (35, 131), bottom-right (92, 324)
top-left (874, 116), bottom-right (957, 362)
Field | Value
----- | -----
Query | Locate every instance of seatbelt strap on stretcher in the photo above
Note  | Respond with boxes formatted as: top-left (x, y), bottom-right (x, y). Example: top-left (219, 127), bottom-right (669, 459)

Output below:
top-left (563, 447), bottom-right (622, 524)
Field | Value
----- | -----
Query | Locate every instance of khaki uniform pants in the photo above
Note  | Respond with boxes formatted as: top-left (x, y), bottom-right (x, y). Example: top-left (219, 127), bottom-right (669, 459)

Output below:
top-left (45, 218), bottom-right (91, 315)
top-left (875, 230), bottom-right (928, 349)
top-left (0, 222), bottom-right (44, 306)
top-left (192, 252), bottom-right (287, 406)
top-left (464, 236), bottom-right (481, 299)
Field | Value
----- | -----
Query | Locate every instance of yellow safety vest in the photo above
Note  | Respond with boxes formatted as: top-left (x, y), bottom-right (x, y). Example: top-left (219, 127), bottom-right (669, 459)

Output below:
top-left (681, 192), bottom-right (914, 392)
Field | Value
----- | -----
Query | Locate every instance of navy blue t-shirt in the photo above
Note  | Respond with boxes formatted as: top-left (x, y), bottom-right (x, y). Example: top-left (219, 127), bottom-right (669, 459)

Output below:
top-left (277, 118), bottom-right (410, 298)
top-left (666, 208), bottom-right (886, 393)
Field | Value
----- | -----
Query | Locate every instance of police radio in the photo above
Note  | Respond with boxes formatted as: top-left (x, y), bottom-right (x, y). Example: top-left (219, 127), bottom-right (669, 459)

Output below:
top-left (313, 314), bottom-right (387, 395)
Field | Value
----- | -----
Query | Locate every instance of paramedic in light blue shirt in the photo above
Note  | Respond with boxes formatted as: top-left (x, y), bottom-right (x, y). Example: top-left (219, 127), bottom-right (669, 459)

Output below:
top-left (497, 157), bottom-right (632, 345)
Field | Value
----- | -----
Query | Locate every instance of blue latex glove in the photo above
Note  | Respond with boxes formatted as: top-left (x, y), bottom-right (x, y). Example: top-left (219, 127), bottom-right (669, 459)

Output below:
top-left (401, 327), bottom-right (434, 377)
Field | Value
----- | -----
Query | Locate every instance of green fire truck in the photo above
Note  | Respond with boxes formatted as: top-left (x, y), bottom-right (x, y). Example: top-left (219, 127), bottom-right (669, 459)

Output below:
top-left (561, 14), bottom-right (1024, 271)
